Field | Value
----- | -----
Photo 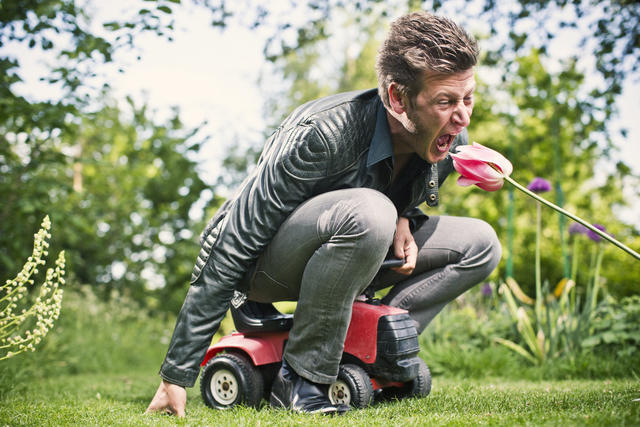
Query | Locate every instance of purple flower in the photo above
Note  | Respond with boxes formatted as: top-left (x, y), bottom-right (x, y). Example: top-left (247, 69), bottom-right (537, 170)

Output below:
top-left (526, 177), bottom-right (552, 193)
top-left (587, 224), bottom-right (611, 243)
top-left (481, 283), bottom-right (493, 297)
top-left (569, 222), bottom-right (588, 235)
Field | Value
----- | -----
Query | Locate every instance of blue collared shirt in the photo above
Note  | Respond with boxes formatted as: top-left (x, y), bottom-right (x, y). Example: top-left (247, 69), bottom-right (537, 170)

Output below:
top-left (366, 101), bottom-right (395, 168)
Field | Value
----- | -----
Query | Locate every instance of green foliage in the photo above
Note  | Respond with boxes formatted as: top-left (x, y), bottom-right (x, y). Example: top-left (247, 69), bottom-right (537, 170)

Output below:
top-left (457, 51), bottom-right (639, 296)
top-left (0, 216), bottom-right (65, 361)
top-left (1, 0), bottom-right (221, 311)
top-left (468, 0), bottom-right (640, 111)
top-left (493, 235), bottom-right (635, 368)
top-left (0, 285), bottom-right (174, 396)
top-left (419, 283), bottom-right (519, 377)
top-left (0, 92), bottom-right (211, 311)
top-left (583, 295), bottom-right (640, 357)
top-left (418, 282), bottom-right (640, 379)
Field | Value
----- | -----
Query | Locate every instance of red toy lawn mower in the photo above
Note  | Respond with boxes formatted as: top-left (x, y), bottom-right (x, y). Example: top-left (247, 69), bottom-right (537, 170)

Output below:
top-left (199, 261), bottom-right (432, 410)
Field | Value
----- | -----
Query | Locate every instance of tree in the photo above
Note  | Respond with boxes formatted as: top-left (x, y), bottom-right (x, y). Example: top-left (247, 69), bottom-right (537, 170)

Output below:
top-left (0, 89), bottom-right (213, 311)
top-left (1, 0), bottom-right (215, 310)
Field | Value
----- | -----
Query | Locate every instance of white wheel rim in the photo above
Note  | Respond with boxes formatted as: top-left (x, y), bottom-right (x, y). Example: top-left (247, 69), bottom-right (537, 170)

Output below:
top-left (329, 380), bottom-right (351, 405)
top-left (211, 368), bottom-right (239, 406)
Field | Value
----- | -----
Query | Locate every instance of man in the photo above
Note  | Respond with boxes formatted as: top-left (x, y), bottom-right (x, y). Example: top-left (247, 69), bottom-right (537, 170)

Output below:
top-left (146, 11), bottom-right (501, 416)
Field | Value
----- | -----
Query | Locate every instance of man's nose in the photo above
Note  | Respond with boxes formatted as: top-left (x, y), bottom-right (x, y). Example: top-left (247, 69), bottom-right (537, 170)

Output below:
top-left (452, 101), bottom-right (471, 127)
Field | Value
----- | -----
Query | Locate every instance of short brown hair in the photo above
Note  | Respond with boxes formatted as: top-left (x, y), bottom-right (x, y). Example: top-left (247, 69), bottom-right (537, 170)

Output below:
top-left (376, 12), bottom-right (478, 108)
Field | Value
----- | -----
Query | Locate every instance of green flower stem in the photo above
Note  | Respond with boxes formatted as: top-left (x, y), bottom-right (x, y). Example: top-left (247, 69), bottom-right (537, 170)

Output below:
top-left (590, 246), bottom-right (604, 312)
top-left (506, 186), bottom-right (515, 277)
top-left (535, 201), bottom-right (543, 324)
top-left (570, 238), bottom-right (579, 284)
top-left (570, 238), bottom-right (579, 311)
top-left (503, 175), bottom-right (640, 261)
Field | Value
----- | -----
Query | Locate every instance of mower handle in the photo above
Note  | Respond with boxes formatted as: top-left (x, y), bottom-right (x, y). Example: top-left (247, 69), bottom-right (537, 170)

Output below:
top-left (380, 258), bottom-right (405, 269)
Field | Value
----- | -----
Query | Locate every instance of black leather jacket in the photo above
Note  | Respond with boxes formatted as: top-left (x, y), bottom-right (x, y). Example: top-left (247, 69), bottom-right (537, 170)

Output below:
top-left (159, 88), bottom-right (467, 387)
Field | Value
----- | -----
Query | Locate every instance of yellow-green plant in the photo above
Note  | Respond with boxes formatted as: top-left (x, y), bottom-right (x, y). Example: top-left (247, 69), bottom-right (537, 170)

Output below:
top-left (494, 278), bottom-right (547, 364)
top-left (1, 216), bottom-right (66, 360)
top-left (494, 265), bottom-right (606, 365)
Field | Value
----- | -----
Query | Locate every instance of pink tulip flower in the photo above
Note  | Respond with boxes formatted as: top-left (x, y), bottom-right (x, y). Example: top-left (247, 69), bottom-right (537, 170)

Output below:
top-left (449, 141), bottom-right (640, 261)
top-left (450, 142), bottom-right (513, 191)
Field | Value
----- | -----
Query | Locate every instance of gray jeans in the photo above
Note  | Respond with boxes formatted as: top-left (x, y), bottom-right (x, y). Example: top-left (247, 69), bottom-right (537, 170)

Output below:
top-left (244, 188), bottom-right (501, 384)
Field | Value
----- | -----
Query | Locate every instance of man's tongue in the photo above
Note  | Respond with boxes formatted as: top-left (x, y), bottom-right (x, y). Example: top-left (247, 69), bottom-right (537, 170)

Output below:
top-left (436, 134), bottom-right (451, 152)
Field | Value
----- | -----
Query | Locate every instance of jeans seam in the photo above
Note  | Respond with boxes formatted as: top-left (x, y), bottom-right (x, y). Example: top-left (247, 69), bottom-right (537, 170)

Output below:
top-left (397, 269), bottom-right (447, 308)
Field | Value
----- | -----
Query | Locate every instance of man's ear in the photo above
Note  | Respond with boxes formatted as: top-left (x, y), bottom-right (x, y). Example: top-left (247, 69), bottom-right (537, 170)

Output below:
top-left (388, 83), bottom-right (407, 115)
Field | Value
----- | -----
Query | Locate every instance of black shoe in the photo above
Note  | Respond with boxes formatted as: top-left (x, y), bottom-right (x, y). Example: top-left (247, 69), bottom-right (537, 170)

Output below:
top-left (270, 359), bottom-right (350, 415)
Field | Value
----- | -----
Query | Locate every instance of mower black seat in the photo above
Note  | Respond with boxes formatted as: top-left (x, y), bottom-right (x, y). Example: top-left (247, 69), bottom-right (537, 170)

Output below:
top-left (231, 300), bottom-right (293, 333)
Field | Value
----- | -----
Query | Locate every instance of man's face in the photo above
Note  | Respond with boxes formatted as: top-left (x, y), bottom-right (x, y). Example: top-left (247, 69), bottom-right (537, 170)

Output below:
top-left (401, 68), bottom-right (476, 163)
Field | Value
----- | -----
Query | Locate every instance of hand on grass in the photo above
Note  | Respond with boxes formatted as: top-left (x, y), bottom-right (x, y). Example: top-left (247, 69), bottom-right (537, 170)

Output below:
top-left (145, 380), bottom-right (186, 417)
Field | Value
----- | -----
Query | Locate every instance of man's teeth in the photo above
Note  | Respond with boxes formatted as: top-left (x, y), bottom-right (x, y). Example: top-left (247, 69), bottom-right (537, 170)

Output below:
top-left (437, 135), bottom-right (450, 146)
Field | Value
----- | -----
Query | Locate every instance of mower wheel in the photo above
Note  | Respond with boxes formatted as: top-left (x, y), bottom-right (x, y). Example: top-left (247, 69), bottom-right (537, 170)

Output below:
top-left (382, 358), bottom-right (431, 400)
top-left (328, 364), bottom-right (374, 408)
top-left (200, 352), bottom-right (264, 409)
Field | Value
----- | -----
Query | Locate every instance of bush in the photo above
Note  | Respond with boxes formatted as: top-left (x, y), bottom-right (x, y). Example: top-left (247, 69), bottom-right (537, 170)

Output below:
top-left (0, 285), bottom-right (175, 395)
top-left (418, 283), bottom-right (640, 380)
top-left (582, 295), bottom-right (640, 357)
top-left (419, 283), bottom-right (517, 377)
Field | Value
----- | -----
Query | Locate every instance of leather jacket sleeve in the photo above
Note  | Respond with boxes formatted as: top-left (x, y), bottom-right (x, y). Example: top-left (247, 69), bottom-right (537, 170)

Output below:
top-left (401, 207), bottom-right (428, 232)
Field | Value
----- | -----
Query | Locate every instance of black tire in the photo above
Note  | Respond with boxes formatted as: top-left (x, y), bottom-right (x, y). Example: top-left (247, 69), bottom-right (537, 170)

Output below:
top-left (381, 358), bottom-right (431, 400)
top-left (328, 364), bottom-right (374, 408)
top-left (200, 352), bottom-right (264, 409)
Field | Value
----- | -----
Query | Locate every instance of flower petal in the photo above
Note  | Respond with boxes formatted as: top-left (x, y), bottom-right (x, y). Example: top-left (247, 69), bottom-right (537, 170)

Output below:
top-left (477, 180), bottom-right (505, 191)
top-left (457, 176), bottom-right (481, 187)
top-left (453, 158), bottom-right (504, 182)
top-left (450, 142), bottom-right (513, 192)
top-left (527, 177), bottom-right (552, 193)
top-left (453, 142), bottom-right (513, 176)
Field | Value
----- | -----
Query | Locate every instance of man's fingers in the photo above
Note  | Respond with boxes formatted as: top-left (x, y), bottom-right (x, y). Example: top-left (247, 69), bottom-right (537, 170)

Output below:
top-left (145, 394), bottom-right (168, 414)
top-left (166, 382), bottom-right (187, 417)
top-left (145, 385), bottom-right (168, 413)
top-left (145, 381), bottom-right (186, 417)
top-left (393, 240), bottom-right (417, 275)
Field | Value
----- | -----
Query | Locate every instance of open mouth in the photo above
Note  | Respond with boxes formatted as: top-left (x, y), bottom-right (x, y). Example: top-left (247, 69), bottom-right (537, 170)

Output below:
top-left (435, 134), bottom-right (454, 153)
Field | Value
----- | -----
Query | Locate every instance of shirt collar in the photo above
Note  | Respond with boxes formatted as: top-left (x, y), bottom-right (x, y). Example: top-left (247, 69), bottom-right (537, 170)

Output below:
top-left (367, 100), bottom-right (394, 168)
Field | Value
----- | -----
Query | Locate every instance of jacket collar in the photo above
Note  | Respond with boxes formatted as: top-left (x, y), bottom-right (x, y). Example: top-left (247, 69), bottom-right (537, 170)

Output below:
top-left (367, 100), bottom-right (394, 168)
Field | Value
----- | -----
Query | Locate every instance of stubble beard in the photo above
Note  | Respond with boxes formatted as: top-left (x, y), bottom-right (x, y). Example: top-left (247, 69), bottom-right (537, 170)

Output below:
top-left (404, 107), bottom-right (433, 160)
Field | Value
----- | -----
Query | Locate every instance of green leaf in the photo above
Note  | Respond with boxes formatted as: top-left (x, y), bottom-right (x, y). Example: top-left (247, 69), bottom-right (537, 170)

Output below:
top-left (157, 6), bottom-right (172, 14)
top-left (601, 331), bottom-right (618, 344)
top-left (103, 21), bottom-right (121, 30)
top-left (581, 336), bottom-right (601, 347)
top-left (494, 337), bottom-right (538, 364)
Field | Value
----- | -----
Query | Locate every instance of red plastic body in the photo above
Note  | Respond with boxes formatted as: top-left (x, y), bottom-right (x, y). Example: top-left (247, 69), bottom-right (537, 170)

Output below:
top-left (201, 301), bottom-right (408, 370)
top-left (342, 301), bottom-right (406, 364)
top-left (201, 331), bottom-right (289, 367)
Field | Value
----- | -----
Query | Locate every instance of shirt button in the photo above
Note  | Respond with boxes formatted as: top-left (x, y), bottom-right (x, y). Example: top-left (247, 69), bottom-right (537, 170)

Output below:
top-left (428, 180), bottom-right (436, 188)
top-left (429, 194), bottom-right (437, 201)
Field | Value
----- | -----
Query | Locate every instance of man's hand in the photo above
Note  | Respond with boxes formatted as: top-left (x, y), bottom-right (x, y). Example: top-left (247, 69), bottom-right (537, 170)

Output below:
top-left (145, 380), bottom-right (186, 417)
top-left (392, 217), bottom-right (417, 276)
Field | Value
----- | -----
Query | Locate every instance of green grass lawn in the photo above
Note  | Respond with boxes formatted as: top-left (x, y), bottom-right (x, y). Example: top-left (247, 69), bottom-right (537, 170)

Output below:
top-left (1, 369), bottom-right (638, 426)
